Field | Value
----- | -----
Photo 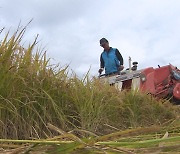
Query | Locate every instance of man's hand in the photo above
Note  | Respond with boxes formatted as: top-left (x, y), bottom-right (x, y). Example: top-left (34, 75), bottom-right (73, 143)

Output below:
top-left (118, 65), bottom-right (124, 71)
top-left (98, 68), bottom-right (103, 74)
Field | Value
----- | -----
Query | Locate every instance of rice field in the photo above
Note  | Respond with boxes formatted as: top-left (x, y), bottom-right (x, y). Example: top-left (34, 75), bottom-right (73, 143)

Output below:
top-left (0, 27), bottom-right (180, 153)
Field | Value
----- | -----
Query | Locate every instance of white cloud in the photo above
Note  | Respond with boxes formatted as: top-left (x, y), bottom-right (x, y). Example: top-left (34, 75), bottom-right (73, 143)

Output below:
top-left (0, 0), bottom-right (180, 77)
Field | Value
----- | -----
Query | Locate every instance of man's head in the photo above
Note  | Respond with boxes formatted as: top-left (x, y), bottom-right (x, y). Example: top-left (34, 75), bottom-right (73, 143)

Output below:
top-left (100, 38), bottom-right (108, 46)
top-left (100, 38), bottom-right (108, 45)
top-left (99, 38), bottom-right (110, 50)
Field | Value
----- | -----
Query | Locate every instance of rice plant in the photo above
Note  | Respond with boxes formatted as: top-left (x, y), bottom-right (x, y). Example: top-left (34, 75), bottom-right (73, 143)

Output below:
top-left (0, 26), bottom-right (180, 153)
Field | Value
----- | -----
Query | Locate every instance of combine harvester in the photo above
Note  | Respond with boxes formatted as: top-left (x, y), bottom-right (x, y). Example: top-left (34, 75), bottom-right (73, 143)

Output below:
top-left (99, 57), bottom-right (180, 104)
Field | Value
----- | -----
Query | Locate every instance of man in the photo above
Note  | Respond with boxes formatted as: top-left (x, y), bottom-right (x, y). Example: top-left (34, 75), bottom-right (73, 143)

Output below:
top-left (98, 38), bottom-right (124, 76)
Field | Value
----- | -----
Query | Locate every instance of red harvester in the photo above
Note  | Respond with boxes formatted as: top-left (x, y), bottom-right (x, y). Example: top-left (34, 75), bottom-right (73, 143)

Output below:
top-left (99, 59), bottom-right (180, 104)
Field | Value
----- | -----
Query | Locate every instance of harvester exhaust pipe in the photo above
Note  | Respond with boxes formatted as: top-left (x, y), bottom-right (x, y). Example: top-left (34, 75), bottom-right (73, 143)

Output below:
top-left (128, 56), bottom-right (138, 71)
top-left (129, 56), bottom-right (132, 72)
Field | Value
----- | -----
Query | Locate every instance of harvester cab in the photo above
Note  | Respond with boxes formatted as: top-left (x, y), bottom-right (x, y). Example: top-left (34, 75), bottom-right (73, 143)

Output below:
top-left (99, 57), bottom-right (180, 104)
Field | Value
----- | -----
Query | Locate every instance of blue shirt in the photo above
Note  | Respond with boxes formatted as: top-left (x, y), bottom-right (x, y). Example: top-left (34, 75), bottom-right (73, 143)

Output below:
top-left (100, 48), bottom-right (123, 75)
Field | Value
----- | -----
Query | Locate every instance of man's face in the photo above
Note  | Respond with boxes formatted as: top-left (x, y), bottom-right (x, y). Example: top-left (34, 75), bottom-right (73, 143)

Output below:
top-left (100, 42), bottom-right (109, 50)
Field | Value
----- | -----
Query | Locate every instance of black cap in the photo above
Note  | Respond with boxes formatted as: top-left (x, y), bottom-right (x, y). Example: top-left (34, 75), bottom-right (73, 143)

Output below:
top-left (100, 38), bottom-right (108, 45)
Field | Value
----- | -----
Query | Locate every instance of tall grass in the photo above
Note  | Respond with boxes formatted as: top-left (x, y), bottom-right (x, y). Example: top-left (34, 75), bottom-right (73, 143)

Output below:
top-left (0, 27), bottom-right (68, 139)
top-left (0, 27), bottom-right (179, 140)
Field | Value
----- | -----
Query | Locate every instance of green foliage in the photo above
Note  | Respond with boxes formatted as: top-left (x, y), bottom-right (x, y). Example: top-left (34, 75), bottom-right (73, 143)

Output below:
top-left (118, 90), bottom-right (176, 128)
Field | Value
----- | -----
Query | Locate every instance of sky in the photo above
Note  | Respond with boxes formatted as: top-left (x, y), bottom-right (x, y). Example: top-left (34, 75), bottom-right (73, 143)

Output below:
top-left (0, 0), bottom-right (180, 77)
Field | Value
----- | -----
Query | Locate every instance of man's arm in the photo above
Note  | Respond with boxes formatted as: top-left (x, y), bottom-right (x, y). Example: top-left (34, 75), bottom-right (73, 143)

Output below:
top-left (98, 54), bottom-right (104, 74)
top-left (115, 49), bottom-right (123, 65)
top-left (100, 54), bottom-right (104, 68)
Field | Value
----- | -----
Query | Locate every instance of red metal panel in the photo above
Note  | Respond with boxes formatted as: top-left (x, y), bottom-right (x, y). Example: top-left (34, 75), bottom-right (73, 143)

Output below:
top-left (173, 83), bottom-right (180, 100)
top-left (140, 71), bottom-right (156, 94)
top-left (153, 65), bottom-right (170, 85)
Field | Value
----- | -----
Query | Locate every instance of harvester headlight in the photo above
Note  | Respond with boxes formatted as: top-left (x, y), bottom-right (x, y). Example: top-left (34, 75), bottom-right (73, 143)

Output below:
top-left (140, 74), bottom-right (146, 82)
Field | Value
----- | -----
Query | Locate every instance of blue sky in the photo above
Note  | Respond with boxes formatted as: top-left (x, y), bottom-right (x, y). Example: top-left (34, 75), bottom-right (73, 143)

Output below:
top-left (0, 0), bottom-right (180, 77)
